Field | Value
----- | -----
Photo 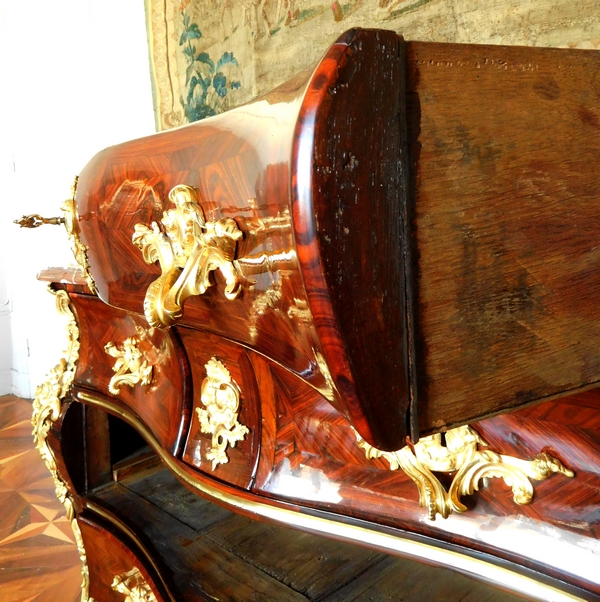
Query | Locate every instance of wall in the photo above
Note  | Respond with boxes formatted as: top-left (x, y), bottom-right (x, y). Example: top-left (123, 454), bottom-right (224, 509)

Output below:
top-left (0, 0), bottom-right (155, 397)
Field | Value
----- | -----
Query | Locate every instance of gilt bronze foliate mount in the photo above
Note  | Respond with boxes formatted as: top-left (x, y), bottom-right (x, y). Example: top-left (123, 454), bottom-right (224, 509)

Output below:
top-left (132, 184), bottom-right (248, 328)
top-left (358, 425), bottom-right (574, 521)
top-left (111, 567), bottom-right (158, 602)
top-left (105, 337), bottom-right (154, 396)
top-left (32, 288), bottom-right (95, 601)
top-left (197, 357), bottom-right (249, 471)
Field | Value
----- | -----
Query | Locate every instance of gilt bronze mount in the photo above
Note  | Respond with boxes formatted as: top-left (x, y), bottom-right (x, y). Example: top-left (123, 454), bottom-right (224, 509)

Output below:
top-left (197, 357), bottom-right (249, 471)
top-left (132, 184), bottom-right (246, 328)
top-left (105, 337), bottom-right (154, 396)
top-left (358, 425), bottom-right (574, 521)
top-left (111, 567), bottom-right (158, 602)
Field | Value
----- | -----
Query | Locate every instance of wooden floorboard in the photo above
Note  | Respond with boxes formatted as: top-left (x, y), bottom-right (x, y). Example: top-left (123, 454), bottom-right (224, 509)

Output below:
top-left (109, 467), bottom-right (528, 602)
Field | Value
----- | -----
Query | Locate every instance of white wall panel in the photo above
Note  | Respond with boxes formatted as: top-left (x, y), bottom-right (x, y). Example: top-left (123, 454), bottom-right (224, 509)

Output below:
top-left (0, 0), bottom-right (155, 397)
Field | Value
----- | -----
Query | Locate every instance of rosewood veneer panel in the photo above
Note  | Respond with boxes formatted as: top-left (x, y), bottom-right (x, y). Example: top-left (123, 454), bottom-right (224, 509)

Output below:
top-left (78, 513), bottom-right (166, 602)
top-left (73, 29), bottom-right (413, 451)
top-left (71, 293), bottom-right (191, 455)
top-left (177, 328), bottom-right (261, 489)
top-left (254, 367), bottom-right (600, 595)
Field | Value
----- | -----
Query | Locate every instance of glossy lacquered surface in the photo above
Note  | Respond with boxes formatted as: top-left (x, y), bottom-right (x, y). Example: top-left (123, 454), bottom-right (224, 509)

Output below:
top-left (71, 293), bottom-right (191, 455)
top-left (34, 29), bottom-right (600, 601)
top-left (292, 29), bottom-right (413, 448)
top-left (72, 376), bottom-right (600, 599)
top-left (253, 370), bottom-right (600, 595)
top-left (78, 513), bottom-right (165, 602)
top-left (178, 327), bottom-right (261, 489)
top-left (73, 28), bottom-right (411, 451)
top-left (53, 280), bottom-right (600, 597)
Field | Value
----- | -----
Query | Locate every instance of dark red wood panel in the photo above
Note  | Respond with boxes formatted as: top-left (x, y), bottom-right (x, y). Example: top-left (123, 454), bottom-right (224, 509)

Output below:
top-left (292, 29), bottom-right (412, 449)
top-left (178, 328), bottom-right (261, 489)
top-left (78, 513), bottom-right (166, 602)
top-left (254, 365), bottom-right (600, 595)
top-left (72, 29), bottom-right (412, 451)
top-left (71, 293), bottom-right (191, 455)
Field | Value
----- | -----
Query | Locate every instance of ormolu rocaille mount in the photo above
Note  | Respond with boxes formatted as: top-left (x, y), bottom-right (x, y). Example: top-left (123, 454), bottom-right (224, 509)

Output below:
top-left (17, 28), bottom-right (600, 602)
top-left (132, 184), bottom-right (247, 328)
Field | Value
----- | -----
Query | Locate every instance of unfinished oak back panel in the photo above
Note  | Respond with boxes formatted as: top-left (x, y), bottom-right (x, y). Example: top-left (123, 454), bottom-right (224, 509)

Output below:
top-left (407, 42), bottom-right (600, 432)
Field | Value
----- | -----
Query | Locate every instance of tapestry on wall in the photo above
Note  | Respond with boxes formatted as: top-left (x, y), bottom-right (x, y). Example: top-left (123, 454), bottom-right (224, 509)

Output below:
top-left (145, 0), bottom-right (600, 131)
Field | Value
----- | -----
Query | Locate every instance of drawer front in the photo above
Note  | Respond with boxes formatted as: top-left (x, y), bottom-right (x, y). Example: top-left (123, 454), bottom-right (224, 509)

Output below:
top-left (78, 513), bottom-right (166, 602)
top-left (177, 327), bottom-right (261, 489)
top-left (71, 293), bottom-right (191, 455)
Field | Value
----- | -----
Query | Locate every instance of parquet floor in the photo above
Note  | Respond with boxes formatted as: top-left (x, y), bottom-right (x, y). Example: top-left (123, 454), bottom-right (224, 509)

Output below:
top-left (0, 395), bottom-right (81, 602)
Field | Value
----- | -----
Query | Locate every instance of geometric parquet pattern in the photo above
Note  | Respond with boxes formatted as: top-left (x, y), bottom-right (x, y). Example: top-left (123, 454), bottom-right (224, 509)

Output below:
top-left (0, 395), bottom-right (81, 602)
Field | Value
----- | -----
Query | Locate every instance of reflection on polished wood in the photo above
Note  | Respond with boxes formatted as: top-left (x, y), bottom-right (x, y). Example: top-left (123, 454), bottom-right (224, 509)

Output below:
top-left (357, 424), bottom-right (574, 520)
top-left (20, 28), bottom-right (600, 602)
top-left (89, 462), bottom-right (529, 602)
top-left (0, 395), bottom-right (81, 602)
top-left (72, 292), bottom-right (191, 456)
top-left (74, 29), bottom-right (412, 452)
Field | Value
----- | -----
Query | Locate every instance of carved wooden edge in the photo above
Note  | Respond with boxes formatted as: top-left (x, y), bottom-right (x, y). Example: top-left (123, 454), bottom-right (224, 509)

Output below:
top-left (31, 287), bottom-right (95, 601)
top-left (291, 29), bottom-right (414, 452)
top-left (357, 424), bottom-right (574, 521)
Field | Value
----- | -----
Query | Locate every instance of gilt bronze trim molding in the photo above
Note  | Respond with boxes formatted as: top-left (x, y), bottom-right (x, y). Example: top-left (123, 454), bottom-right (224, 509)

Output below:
top-left (357, 425), bottom-right (574, 521)
top-left (112, 567), bottom-right (158, 602)
top-left (132, 184), bottom-right (246, 328)
top-left (197, 357), bottom-right (249, 470)
top-left (31, 288), bottom-right (95, 602)
top-left (105, 337), bottom-right (154, 396)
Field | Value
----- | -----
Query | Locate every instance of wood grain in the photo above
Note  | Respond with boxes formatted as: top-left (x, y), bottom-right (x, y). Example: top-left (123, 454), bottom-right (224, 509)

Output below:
top-left (88, 466), bottom-right (529, 602)
top-left (293, 28), bottom-right (413, 448)
top-left (39, 31), bottom-right (600, 443)
top-left (72, 29), bottom-right (412, 451)
top-left (69, 378), bottom-right (600, 596)
top-left (177, 327), bottom-right (261, 489)
top-left (406, 42), bottom-right (600, 432)
top-left (0, 396), bottom-right (81, 602)
top-left (253, 362), bottom-right (600, 595)
top-left (30, 30), bottom-right (600, 600)
top-left (71, 293), bottom-right (192, 455)
top-left (89, 482), bottom-right (310, 602)
top-left (78, 513), bottom-right (166, 602)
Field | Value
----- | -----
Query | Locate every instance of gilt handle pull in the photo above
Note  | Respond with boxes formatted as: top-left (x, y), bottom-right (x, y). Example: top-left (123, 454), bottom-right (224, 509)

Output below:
top-left (14, 214), bottom-right (65, 228)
